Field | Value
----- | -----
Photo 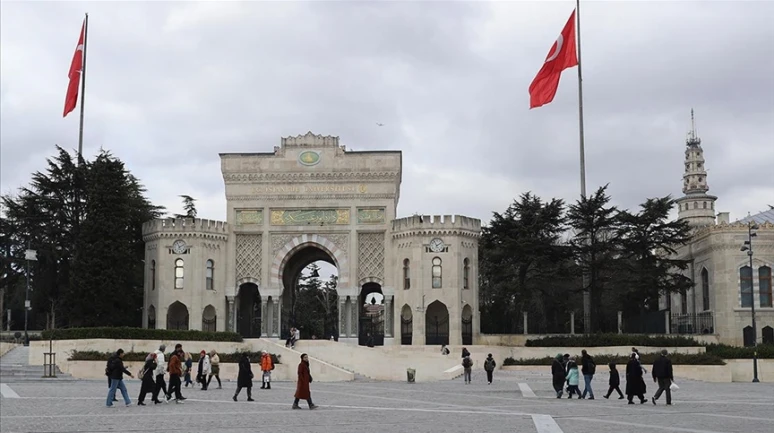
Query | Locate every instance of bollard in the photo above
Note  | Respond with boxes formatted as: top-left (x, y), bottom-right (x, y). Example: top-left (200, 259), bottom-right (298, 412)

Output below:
top-left (407, 368), bottom-right (416, 383)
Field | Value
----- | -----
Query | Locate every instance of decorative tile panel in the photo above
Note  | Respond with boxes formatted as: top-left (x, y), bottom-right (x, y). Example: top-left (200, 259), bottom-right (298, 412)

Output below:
top-left (270, 209), bottom-right (350, 225)
top-left (236, 234), bottom-right (262, 282)
top-left (357, 208), bottom-right (385, 224)
top-left (236, 210), bottom-right (263, 225)
top-left (271, 234), bottom-right (297, 255)
top-left (358, 232), bottom-right (385, 282)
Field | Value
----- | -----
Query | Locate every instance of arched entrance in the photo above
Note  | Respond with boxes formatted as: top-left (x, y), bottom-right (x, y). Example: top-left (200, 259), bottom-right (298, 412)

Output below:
top-left (167, 301), bottom-right (189, 330)
top-left (401, 304), bottom-right (413, 345)
top-left (359, 282), bottom-right (384, 346)
top-left (237, 283), bottom-right (261, 338)
top-left (461, 304), bottom-right (473, 345)
top-left (202, 305), bottom-right (217, 332)
top-left (425, 300), bottom-right (449, 346)
top-left (280, 245), bottom-right (339, 340)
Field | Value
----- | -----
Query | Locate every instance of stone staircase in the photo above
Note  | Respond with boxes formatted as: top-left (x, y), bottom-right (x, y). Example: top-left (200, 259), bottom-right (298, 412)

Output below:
top-left (0, 346), bottom-right (77, 382)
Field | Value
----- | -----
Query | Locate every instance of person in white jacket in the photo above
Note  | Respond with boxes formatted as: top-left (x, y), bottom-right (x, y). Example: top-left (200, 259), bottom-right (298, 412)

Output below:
top-left (197, 350), bottom-right (211, 390)
top-left (151, 344), bottom-right (168, 404)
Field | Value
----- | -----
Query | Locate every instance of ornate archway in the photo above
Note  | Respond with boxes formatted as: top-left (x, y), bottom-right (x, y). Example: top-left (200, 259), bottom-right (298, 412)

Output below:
top-left (359, 282), bottom-right (384, 346)
top-left (167, 301), bottom-right (189, 330)
top-left (401, 304), bottom-right (413, 345)
top-left (237, 283), bottom-right (261, 338)
top-left (271, 235), bottom-right (349, 288)
top-left (202, 305), bottom-right (217, 332)
top-left (425, 300), bottom-right (449, 346)
top-left (461, 304), bottom-right (473, 345)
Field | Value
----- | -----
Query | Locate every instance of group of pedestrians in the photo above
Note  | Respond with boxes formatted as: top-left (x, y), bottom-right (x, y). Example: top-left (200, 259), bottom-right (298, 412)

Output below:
top-left (104, 344), bottom-right (317, 410)
top-left (457, 347), bottom-right (497, 385)
top-left (551, 348), bottom-right (675, 405)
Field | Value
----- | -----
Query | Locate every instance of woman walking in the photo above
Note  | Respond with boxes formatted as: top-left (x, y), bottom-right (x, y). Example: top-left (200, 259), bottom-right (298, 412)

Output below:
top-left (625, 353), bottom-right (647, 404)
top-left (233, 352), bottom-right (254, 402)
top-left (137, 353), bottom-right (157, 405)
top-left (551, 353), bottom-right (566, 398)
top-left (207, 350), bottom-right (222, 389)
top-left (292, 353), bottom-right (318, 410)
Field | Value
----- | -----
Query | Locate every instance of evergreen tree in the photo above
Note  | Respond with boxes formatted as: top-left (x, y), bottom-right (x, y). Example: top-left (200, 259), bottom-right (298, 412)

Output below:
top-left (566, 185), bottom-right (624, 332)
top-left (174, 195), bottom-right (197, 218)
top-left (617, 196), bottom-right (693, 314)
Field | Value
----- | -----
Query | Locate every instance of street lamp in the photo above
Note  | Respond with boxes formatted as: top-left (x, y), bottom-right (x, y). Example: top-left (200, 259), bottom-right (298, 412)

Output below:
top-left (24, 240), bottom-right (38, 346)
top-left (740, 221), bottom-right (760, 383)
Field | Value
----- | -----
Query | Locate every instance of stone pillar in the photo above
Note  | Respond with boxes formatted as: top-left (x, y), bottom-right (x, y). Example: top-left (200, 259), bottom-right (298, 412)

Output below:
top-left (523, 312), bottom-right (528, 335)
top-left (226, 296), bottom-right (236, 332)
top-left (384, 296), bottom-right (393, 338)
top-left (338, 299), bottom-right (347, 339)
top-left (350, 298), bottom-right (358, 338)
top-left (617, 311), bottom-right (623, 334)
top-left (272, 301), bottom-right (280, 337)
top-left (665, 310), bottom-right (671, 335)
top-left (570, 312), bottom-right (575, 335)
top-left (260, 297), bottom-right (268, 337)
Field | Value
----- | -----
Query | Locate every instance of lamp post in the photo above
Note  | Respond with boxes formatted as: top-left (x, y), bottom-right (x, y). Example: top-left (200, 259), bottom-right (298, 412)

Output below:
top-left (740, 221), bottom-right (759, 383)
top-left (23, 240), bottom-right (38, 346)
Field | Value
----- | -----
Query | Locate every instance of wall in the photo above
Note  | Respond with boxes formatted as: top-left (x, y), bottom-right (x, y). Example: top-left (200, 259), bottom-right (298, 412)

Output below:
top-left (0, 342), bottom-right (19, 358)
top-left (476, 334), bottom-right (719, 347)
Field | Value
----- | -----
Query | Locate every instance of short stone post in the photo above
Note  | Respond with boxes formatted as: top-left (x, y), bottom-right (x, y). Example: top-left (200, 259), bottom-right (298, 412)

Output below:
top-left (523, 311), bottom-right (528, 335)
top-left (570, 312), bottom-right (575, 335)
top-left (617, 311), bottom-right (623, 334)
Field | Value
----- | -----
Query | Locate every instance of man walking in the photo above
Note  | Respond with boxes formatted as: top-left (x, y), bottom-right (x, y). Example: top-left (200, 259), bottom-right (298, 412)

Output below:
top-left (484, 354), bottom-right (496, 385)
top-left (166, 347), bottom-right (186, 403)
top-left (580, 349), bottom-right (596, 399)
top-left (152, 344), bottom-right (167, 404)
top-left (106, 349), bottom-right (134, 407)
top-left (462, 355), bottom-right (473, 384)
top-left (651, 349), bottom-right (674, 406)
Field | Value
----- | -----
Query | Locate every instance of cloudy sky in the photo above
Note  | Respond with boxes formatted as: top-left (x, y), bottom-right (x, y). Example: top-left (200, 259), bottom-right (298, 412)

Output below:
top-left (2, 1), bottom-right (773, 227)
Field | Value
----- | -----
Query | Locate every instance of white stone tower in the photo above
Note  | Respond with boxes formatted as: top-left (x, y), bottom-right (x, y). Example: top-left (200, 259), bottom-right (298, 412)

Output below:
top-left (676, 109), bottom-right (717, 227)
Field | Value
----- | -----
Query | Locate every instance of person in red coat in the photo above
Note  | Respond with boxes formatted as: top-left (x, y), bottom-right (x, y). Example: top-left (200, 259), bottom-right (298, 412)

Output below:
top-left (292, 353), bottom-right (318, 410)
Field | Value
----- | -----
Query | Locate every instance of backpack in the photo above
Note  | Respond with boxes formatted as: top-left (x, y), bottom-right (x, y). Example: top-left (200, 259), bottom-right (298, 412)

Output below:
top-left (484, 358), bottom-right (495, 371)
top-left (587, 358), bottom-right (596, 374)
top-left (462, 357), bottom-right (472, 368)
top-left (105, 356), bottom-right (116, 376)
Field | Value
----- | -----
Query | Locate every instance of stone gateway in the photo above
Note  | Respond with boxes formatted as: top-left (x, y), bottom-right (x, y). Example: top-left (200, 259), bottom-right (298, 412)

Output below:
top-left (141, 132), bottom-right (482, 345)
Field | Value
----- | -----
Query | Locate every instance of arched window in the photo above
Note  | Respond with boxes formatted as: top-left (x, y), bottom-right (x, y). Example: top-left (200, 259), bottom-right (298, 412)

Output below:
top-left (206, 259), bottom-right (214, 291)
top-left (760, 266), bottom-right (772, 308)
top-left (432, 257), bottom-right (442, 288)
top-left (403, 259), bottom-right (410, 290)
top-left (175, 258), bottom-right (185, 289)
top-left (150, 260), bottom-right (156, 291)
top-left (463, 258), bottom-right (470, 289)
top-left (147, 305), bottom-right (156, 329)
top-left (701, 268), bottom-right (710, 311)
top-left (740, 266), bottom-right (753, 307)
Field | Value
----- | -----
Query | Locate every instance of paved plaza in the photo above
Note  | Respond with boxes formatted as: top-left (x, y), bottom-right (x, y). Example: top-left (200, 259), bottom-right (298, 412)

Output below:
top-left (1, 368), bottom-right (772, 433)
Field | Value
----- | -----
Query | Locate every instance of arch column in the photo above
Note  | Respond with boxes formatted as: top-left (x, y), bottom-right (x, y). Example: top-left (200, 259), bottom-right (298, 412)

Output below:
top-left (260, 296), bottom-right (268, 336)
top-left (384, 296), bottom-right (393, 338)
top-left (226, 295), bottom-right (235, 332)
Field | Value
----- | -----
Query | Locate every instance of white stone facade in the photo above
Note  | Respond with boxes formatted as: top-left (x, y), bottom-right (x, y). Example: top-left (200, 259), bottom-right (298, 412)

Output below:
top-left (141, 132), bottom-right (482, 346)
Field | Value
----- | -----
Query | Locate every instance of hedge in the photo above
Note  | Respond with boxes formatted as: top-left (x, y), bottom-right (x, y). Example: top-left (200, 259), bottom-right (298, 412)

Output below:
top-left (705, 344), bottom-right (774, 359)
top-left (69, 350), bottom-right (281, 364)
top-left (524, 334), bottom-right (703, 347)
top-left (40, 327), bottom-right (243, 342)
top-left (503, 352), bottom-right (725, 366)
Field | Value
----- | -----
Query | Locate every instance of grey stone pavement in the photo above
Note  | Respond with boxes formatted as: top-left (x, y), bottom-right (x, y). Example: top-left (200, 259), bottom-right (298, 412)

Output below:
top-left (2, 364), bottom-right (773, 432)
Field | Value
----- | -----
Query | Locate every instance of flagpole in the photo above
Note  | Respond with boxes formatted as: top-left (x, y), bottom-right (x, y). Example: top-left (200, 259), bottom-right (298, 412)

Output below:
top-left (575, 0), bottom-right (592, 333)
top-left (77, 13), bottom-right (88, 164)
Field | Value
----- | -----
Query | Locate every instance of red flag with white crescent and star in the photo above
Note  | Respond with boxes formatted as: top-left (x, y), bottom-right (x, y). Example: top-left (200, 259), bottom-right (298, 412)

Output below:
top-left (63, 19), bottom-right (85, 117)
top-left (529, 10), bottom-right (578, 109)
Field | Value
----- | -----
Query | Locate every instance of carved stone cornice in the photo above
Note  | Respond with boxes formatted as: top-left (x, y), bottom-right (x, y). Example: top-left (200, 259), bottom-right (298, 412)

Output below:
top-left (692, 221), bottom-right (774, 238)
top-left (142, 232), bottom-right (229, 242)
top-left (223, 171), bottom-right (400, 183)
top-left (227, 194), bottom-right (395, 201)
top-left (392, 229), bottom-right (481, 239)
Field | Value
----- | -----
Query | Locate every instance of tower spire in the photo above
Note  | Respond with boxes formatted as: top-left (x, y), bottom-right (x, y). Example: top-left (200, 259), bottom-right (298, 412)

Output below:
top-left (687, 108), bottom-right (701, 146)
top-left (677, 108), bottom-right (716, 227)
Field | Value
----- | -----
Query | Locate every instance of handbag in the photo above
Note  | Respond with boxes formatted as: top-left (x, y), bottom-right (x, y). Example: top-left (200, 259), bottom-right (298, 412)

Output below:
top-left (669, 382), bottom-right (679, 391)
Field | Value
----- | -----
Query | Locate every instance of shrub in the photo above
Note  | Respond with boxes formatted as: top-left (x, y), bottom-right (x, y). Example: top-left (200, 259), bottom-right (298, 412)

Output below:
top-left (69, 350), bottom-right (281, 364)
top-left (524, 334), bottom-right (703, 347)
top-left (705, 343), bottom-right (774, 359)
top-left (503, 352), bottom-right (725, 366)
top-left (40, 327), bottom-right (243, 342)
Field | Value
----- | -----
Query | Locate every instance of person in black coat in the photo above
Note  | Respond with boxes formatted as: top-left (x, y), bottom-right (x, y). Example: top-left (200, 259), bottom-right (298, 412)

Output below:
top-left (461, 347), bottom-right (470, 358)
top-left (106, 349), bottom-right (134, 407)
top-left (233, 352), bottom-right (254, 402)
top-left (625, 353), bottom-right (647, 404)
top-left (651, 349), bottom-right (674, 405)
top-left (603, 362), bottom-right (624, 399)
top-left (137, 354), bottom-right (158, 405)
top-left (551, 354), bottom-right (566, 398)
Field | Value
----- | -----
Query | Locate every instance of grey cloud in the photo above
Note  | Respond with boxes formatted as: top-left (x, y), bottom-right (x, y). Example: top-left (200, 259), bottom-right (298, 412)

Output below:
top-left (1, 1), bottom-right (772, 226)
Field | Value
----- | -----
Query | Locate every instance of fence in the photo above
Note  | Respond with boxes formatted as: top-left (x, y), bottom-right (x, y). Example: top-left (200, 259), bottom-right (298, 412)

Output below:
top-left (670, 312), bottom-right (715, 335)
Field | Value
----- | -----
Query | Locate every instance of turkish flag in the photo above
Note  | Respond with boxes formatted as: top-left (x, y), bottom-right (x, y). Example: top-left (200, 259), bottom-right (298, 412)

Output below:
top-left (63, 20), bottom-right (85, 117)
top-left (529, 10), bottom-right (578, 109)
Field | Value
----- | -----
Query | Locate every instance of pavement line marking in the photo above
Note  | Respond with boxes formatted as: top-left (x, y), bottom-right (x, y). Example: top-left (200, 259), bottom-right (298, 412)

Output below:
top-left (518, 383), bottom-right (537, 398)
top-left (566, 417), bottom-right (728, 433)
top-left (532, 414), bottom-right (564, 433)
top-left (0, 383), bottom-right (20, 398)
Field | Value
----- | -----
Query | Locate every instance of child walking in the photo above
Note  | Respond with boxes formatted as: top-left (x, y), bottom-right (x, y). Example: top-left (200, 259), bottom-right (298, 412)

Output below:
top-left (565, 357), bottom-right (581, 399)
top-left (603, 362), bottom-right (624, 399)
